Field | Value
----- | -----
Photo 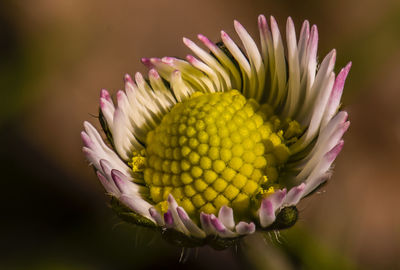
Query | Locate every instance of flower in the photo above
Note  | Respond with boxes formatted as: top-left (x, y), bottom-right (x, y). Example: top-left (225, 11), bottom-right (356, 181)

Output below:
top-left (81, 15), bottom-right (351, 249)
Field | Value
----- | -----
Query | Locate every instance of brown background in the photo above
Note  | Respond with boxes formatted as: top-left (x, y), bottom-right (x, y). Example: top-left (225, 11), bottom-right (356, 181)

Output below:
top-left (1, 0), bottom-right (400, 269)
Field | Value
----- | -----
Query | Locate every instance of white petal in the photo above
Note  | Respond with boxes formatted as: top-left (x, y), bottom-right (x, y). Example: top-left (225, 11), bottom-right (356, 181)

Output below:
top-left (258, 15), bottom-right (276, 103)
top-left (259, 198), bottom-right (275, 227)
top-left (269, 16), bottom-right (287, 109)
top-left (82, 122), bottom-right (130, 174)
top-left (303, 141), bottom-right (344, 196)
top-left (295, 115), bottom-right (349, 180)
top-left (297, 25), bottom-right (319, 122)
top-left (197, 34), bottom-right (242, 89)
top-left (170, 70), bottom-right (194, 102)
top-left (298, 49), bottom-right (336, 125)
top-left (166, 195), bottom-right (190, 235)
top-left (234, 20), bottom-right (265, 101)
top-left (291, 70), bottom-right (336, 154)
top-left (186, 55), bottom-right (219, 92)
top-left (321, 62), bottom-right (352, 129)
top-left (96, 170), bottom-right (119, 197)
top-left (282, 17), bottom-right (301, 119)
top-left (283, 183), bottom-right (306, 206)
top-left (111, 169), bottom-right (154, 221)
top-left (218, 206), bottom-right (235, 230)
top-left (297, 20), bottom-right (310, 66)
top-left (149, 207), bottom-right (164, 226)
top-left (177, 207), bottom-right (206, 238)
top-left (209, 214), bottom-right (238, 238)
top-left (235, 222), bottom-right (256, 235)
top-left (183, 37), bottom-right (232, 91)
top-left (221, 30), bottom-right (252, 97)
top-left (200, 213), bottom-right (215, 235)
top-left (161, 57), bottom-right (213, 93)
top-left (259, 189), bottom-right (287, 227)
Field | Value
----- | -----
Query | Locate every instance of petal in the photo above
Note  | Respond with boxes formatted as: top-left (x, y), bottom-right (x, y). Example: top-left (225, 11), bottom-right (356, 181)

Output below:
top-left (282, 17), bottom-right (301, 119)
top-left (235, 222), bottom-right (256, 235)
top-left (259, 199), bottom-right (275, 227)
top-left (183, 37), bottom-right (232, 91)
top-left (303, 141), bottom-right (344, 196)
top-left (96, 170), bottom-right (119, 197)
top-left (149, 207), bottom-right (164, 226)
top-left (200, 213), bottom-right (215, 235)
top-left (177, 207), bottom-right (206, 238)
top-left (164, 210), bottom-right (174, 227)
top-left (209, 214), bottom-right (238, 238)
top-left (166, 194), bottom-right (190, 235)
top-left (269, 16), bottom-right (287, 108)
top-left (259, 189), bottom-right (287, 227)
top-left (82, 121), bottom-right (130, 174)
top-left (186, 54), bottom-right (220, 92)
top-left (197, 34), bottom-right (242, 89)
top-left (284, 183), bottom-right (306, 206)
top-left (110, 169), bottom-right (154, 221)
top-left (297, 20), bottom-right (310, 66)
top-left (321, 62), bottom-right (352, 129)
top-left (234, 20), bottom-right (265, 101)
top-left (218, 206), bottom-right (235, 230)
top-left (170, 70), bottom-right (195, 102)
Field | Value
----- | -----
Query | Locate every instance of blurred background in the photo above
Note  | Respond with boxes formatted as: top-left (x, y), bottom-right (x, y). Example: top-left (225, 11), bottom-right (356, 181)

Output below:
top-left (1, 0), bottom-right (400, 269)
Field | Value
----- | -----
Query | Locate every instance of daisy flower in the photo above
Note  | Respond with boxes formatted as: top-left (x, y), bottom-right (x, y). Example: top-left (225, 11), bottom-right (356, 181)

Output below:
top-left (81, 15), bottom-right (351, 249)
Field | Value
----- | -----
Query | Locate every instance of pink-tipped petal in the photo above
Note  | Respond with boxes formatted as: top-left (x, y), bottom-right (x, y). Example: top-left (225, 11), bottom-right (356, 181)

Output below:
top-left (99, 159), bottom-right (113, 176)
top-left (218, 206), bottom-right (235, 230)
top-left (259, 198), bottom-right (275, 227)
top-left (141, 57), bottom-right (153, 68)
top-left (303, 140), bottom-right (344, 196)
top-left (200, 213), bottom-right (214, 235)
top-left (100, 89), bottom-right (112, 102)
top-left (124, 74), bottom-right (133, 83)
top-left (326, 140), bottom-right (344, 162)
top-left (284, 183), bottom-right (306, 206)
top-left (149, 207), bottom-right (164, 226)
top-left (81, 131), bottom-right (93, 148)
top-left (259, 188), bottom-right (287, 227)
top-left (149, 68), bottom-right (160, 79)
top-left (235, 222), bottom-right (256, 235)
top-left (258, 14), bottom-right (268, 29)
top-left (164, 210), bottom-right (174, 227)
top-left (177, 207), bottom-right (206, 238)
top-left (321, 62), bottom-right (352, 128)
top-left (111, 169), bottom-right (139, 195)
top-left (332, 62), bottom-right (352, 101)
top-left (96, 171), bottom-right (119, 196)
top-left (210, 214), bottom-right (237, 238)
top-left (270, 189), bottom-right (287, 208)
top-left (166, 194), bottom-right (190, 235)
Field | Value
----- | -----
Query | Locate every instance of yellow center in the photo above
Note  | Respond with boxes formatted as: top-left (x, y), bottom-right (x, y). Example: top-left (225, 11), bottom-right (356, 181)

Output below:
top-left (141, 90), bottom-right (296, 220)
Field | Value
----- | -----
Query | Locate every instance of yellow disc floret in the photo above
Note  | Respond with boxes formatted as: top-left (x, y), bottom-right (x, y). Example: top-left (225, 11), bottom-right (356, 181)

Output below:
top-left (141, 90), bottom-right (299, 222)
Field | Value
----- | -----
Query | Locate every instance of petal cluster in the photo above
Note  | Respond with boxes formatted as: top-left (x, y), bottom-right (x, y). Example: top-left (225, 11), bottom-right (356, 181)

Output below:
top-left (82, 15), bottom-right (351, 243)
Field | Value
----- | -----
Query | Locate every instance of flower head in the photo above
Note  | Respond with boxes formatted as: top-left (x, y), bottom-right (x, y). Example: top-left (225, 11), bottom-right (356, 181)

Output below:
top-left (82, 15), bottom-right (351, 249)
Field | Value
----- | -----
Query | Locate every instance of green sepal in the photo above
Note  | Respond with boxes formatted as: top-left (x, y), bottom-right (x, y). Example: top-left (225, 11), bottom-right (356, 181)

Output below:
top-left (161, 227), bottom-right (243, 250)
top-left (99, 108), bottom-right (115, 148)
top-left (161, 228), bottom-right (205, 248)
top-left (264, 206), bottom-right (298, 231)
top-left (259, 206), bottom-right (298, 232)
top-left (109, 196), bottom-right (157, 228)
top-left (206, 235), bottom-right (243, 250)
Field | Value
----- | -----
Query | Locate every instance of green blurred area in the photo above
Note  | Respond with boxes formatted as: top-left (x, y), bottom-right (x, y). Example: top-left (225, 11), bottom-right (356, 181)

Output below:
top-left (1, 0), bottom-right (400, 269)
